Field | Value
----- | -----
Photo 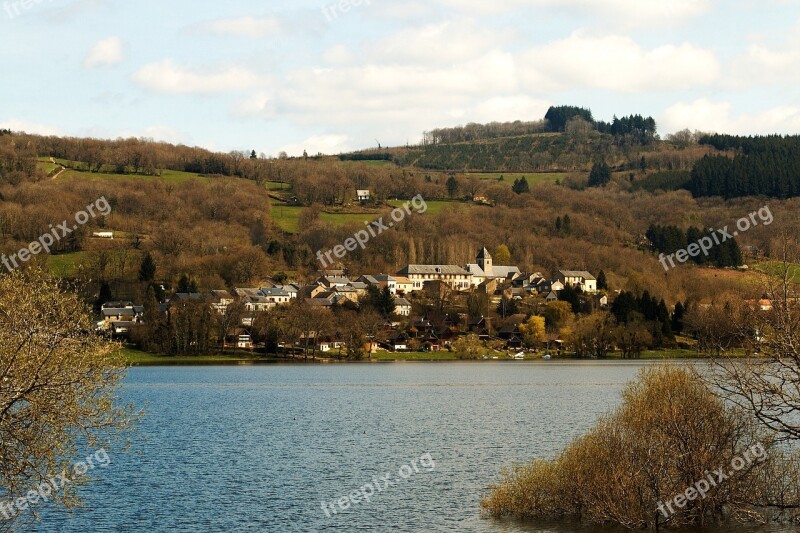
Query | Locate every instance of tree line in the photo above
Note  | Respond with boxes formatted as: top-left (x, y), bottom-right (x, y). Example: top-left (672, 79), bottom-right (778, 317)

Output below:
top-left (690, 134), bottom-right (800, 198)
top-left (646, 224), bottom-right (743, 268)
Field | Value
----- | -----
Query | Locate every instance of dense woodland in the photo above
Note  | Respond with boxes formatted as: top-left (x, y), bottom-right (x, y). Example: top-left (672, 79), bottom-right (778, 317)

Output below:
top-left (690, 134), bottom-right (800, 198)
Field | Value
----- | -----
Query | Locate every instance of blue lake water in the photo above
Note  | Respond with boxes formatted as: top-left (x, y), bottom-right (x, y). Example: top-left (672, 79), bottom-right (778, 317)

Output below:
top-left (26, 362), bottom-right (794, 532)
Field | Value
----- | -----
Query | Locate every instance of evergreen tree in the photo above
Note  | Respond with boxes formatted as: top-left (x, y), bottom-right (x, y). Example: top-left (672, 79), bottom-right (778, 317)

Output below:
top-left (512, 176), bottom-right (530, 194)
top-left (671, 302), bottom-right (686, 334)
top-left (177, 274), bottom-right (198, 294)
top-left (138, 253), bottom-right (156, 282)
top-left (596, 270), bottom-right (608, 291)
top-left (446, 176), bottom-right (459, 198)
top-left (96, 281), bottom-right (112, 313)
top-left (588, 161), bottom-right (612, 187)
top-left (562, 214), bottom-right (572, 235)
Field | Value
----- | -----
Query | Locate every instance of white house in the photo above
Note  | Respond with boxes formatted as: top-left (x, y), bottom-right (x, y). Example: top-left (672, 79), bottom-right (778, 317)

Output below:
top-left (357, 190), bottom-right (371, 201)
top-left (396, 264), bottom-right (472, 290)
top-left (557, 270), bottom-right (597, 294)
top-left (394, 297), bottom-right (412, 316)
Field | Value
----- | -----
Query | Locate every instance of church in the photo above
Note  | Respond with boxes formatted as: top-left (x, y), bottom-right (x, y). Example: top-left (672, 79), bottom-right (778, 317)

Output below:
top-left (465, 248), bottom-right (521, 287)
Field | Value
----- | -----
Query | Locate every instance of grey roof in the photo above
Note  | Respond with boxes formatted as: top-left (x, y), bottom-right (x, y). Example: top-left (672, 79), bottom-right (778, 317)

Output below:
top-left (260, 288), bottom-right (291, 297)
top-left (394, 298), bottom-right (412, 307)
top-left (102, 301), bottom-right (134, 309)
top-left (359, 275), bottom-right (379, 284)
top-left (493, 266), bottom-right (522, 278)
top-left (244, 295), bottom-right (272, 304)
top-left (398, 265), bottom-right (470, 276)
top-left (318, 276), bottom-right (352, 286)
top-left (102, 308), bottom-right (136, 317)
top-left (234, 288), bottom-right (262, 297)
top-left (477, 247), bottom-right (491, 260)
top-left (559, 270), bottom-right (596, 280)
top-left (465, 264), bottom-right (485, 276)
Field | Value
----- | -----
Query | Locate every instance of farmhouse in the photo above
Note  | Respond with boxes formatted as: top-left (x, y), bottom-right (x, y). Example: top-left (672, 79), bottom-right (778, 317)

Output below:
top-left (557, 270), bottom-right (598, 294)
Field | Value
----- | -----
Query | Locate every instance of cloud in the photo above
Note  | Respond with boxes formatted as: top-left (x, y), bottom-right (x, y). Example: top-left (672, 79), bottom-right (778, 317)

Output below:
top-left (728, 20), bottom-right (800, 88)
top-left (133, 60), bottom-right (263, 94)
top-left (518, 32), bottom-right (719, 92)
top-left (231, 92), bottom-right (275, 118)
top-left (192, 15), bottom-right (281, 38)
top-left (369, 20), bottom-right (505, 64)
top-left (0, 119), bottom-right (61, 136)
top-left (661, 98), bottom-right (800, 135)
top-left (83, 36), bottom-right (124, 68)
top-left (130, 125), bottom-right (187, 144)
top-left (278, 134), bottom-right (352, 157)
top-left (432, 0), bottom-right (709, 24)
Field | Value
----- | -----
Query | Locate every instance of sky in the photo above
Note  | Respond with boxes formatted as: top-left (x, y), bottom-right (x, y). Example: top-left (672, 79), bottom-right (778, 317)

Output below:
top-left (1, 0), bottom-right (799, 156)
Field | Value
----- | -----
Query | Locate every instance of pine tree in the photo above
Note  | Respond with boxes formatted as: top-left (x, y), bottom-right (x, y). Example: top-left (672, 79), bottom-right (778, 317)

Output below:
top-left (446, 176), bottom-right (459, 198)
top-left (96, 281), bottom-right (112, 312)
top-left (138, 253), bottom-right (156, 282)
top-left (596, 270), bottom-right (608, 291)
top-left (588, 161), bottom-right (612, 187)
top-left (177, 275), bottom-right (197, 294)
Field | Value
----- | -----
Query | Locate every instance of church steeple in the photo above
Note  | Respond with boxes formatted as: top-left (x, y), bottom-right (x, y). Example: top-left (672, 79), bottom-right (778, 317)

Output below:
top-left (477, 247), bottom-right (493, 277)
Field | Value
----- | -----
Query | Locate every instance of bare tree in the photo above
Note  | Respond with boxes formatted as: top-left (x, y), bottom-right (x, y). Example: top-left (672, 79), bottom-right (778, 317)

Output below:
top-left (708, 236), bottom-right (800, 442)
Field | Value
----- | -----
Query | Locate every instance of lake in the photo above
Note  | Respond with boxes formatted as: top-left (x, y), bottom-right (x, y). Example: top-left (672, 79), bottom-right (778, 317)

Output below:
top-left (27, 362), bottom-right (794, 532)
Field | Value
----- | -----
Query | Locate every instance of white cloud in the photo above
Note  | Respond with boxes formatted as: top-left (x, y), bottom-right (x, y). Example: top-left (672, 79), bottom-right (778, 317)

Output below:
top-left (470, 96), bottom-right (553, 123)
top-left (518, 32), bottom-right (719, 92)
top-left (232, 92), bottom-right (275, 118)
top-left (83, 36), bottom-right (124, 68)
top-left (322, 44), bottom-right (353, 65)
top-left (728, 20), bottom-right (800, 88)
top-left (370, 20), bottom-right (505, 64)
top-left (133, 60), bottom-right (263, 94)
top-left (278, 134), bottom-right (352, 157)
top-left (0, 119), bottom-right (61, 136)
top-left (661, 98), bottom-right (800, 135)
top-left (434, 0), bottom-right (709, 23)
top-left (193, 15), bottom-right (281, 38)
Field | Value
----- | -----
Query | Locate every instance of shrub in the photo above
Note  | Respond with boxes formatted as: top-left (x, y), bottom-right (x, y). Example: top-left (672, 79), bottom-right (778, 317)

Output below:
top-left (482, 366), bottom-right (800, 529)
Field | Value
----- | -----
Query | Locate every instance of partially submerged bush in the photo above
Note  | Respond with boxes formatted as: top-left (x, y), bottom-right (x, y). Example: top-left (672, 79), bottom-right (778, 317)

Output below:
top-left (482, 366), bottom-right (800, 529)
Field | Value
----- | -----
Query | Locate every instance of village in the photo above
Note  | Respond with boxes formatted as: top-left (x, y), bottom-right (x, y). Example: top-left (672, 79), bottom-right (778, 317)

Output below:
top-left (96, 247), bottom-right (606, 358)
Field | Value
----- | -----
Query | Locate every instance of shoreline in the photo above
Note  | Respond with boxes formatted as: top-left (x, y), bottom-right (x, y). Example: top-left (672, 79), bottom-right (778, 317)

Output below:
top-left (118, 348), bottom-right (721, 367)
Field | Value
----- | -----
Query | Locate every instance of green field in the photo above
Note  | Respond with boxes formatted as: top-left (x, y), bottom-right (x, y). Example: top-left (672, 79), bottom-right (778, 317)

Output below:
top-left (48, 252), bottom-right (88, 277)
top-left (340, 160), bottom-right (396, 168)
top-left (36, 158), bottom-right (60, 174)
top-left (387, 199), bottom-right (456, 215)
top-left (62, 168), bottom-right (210, 184)
top-left (270, 204), bottom-right (303, 233)
top-left (269, 198), bottom-right (455, 233)
top-left (755, 261), bottom-right (800, 283)
top-left (471, 172), bottom-right (566, 186)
